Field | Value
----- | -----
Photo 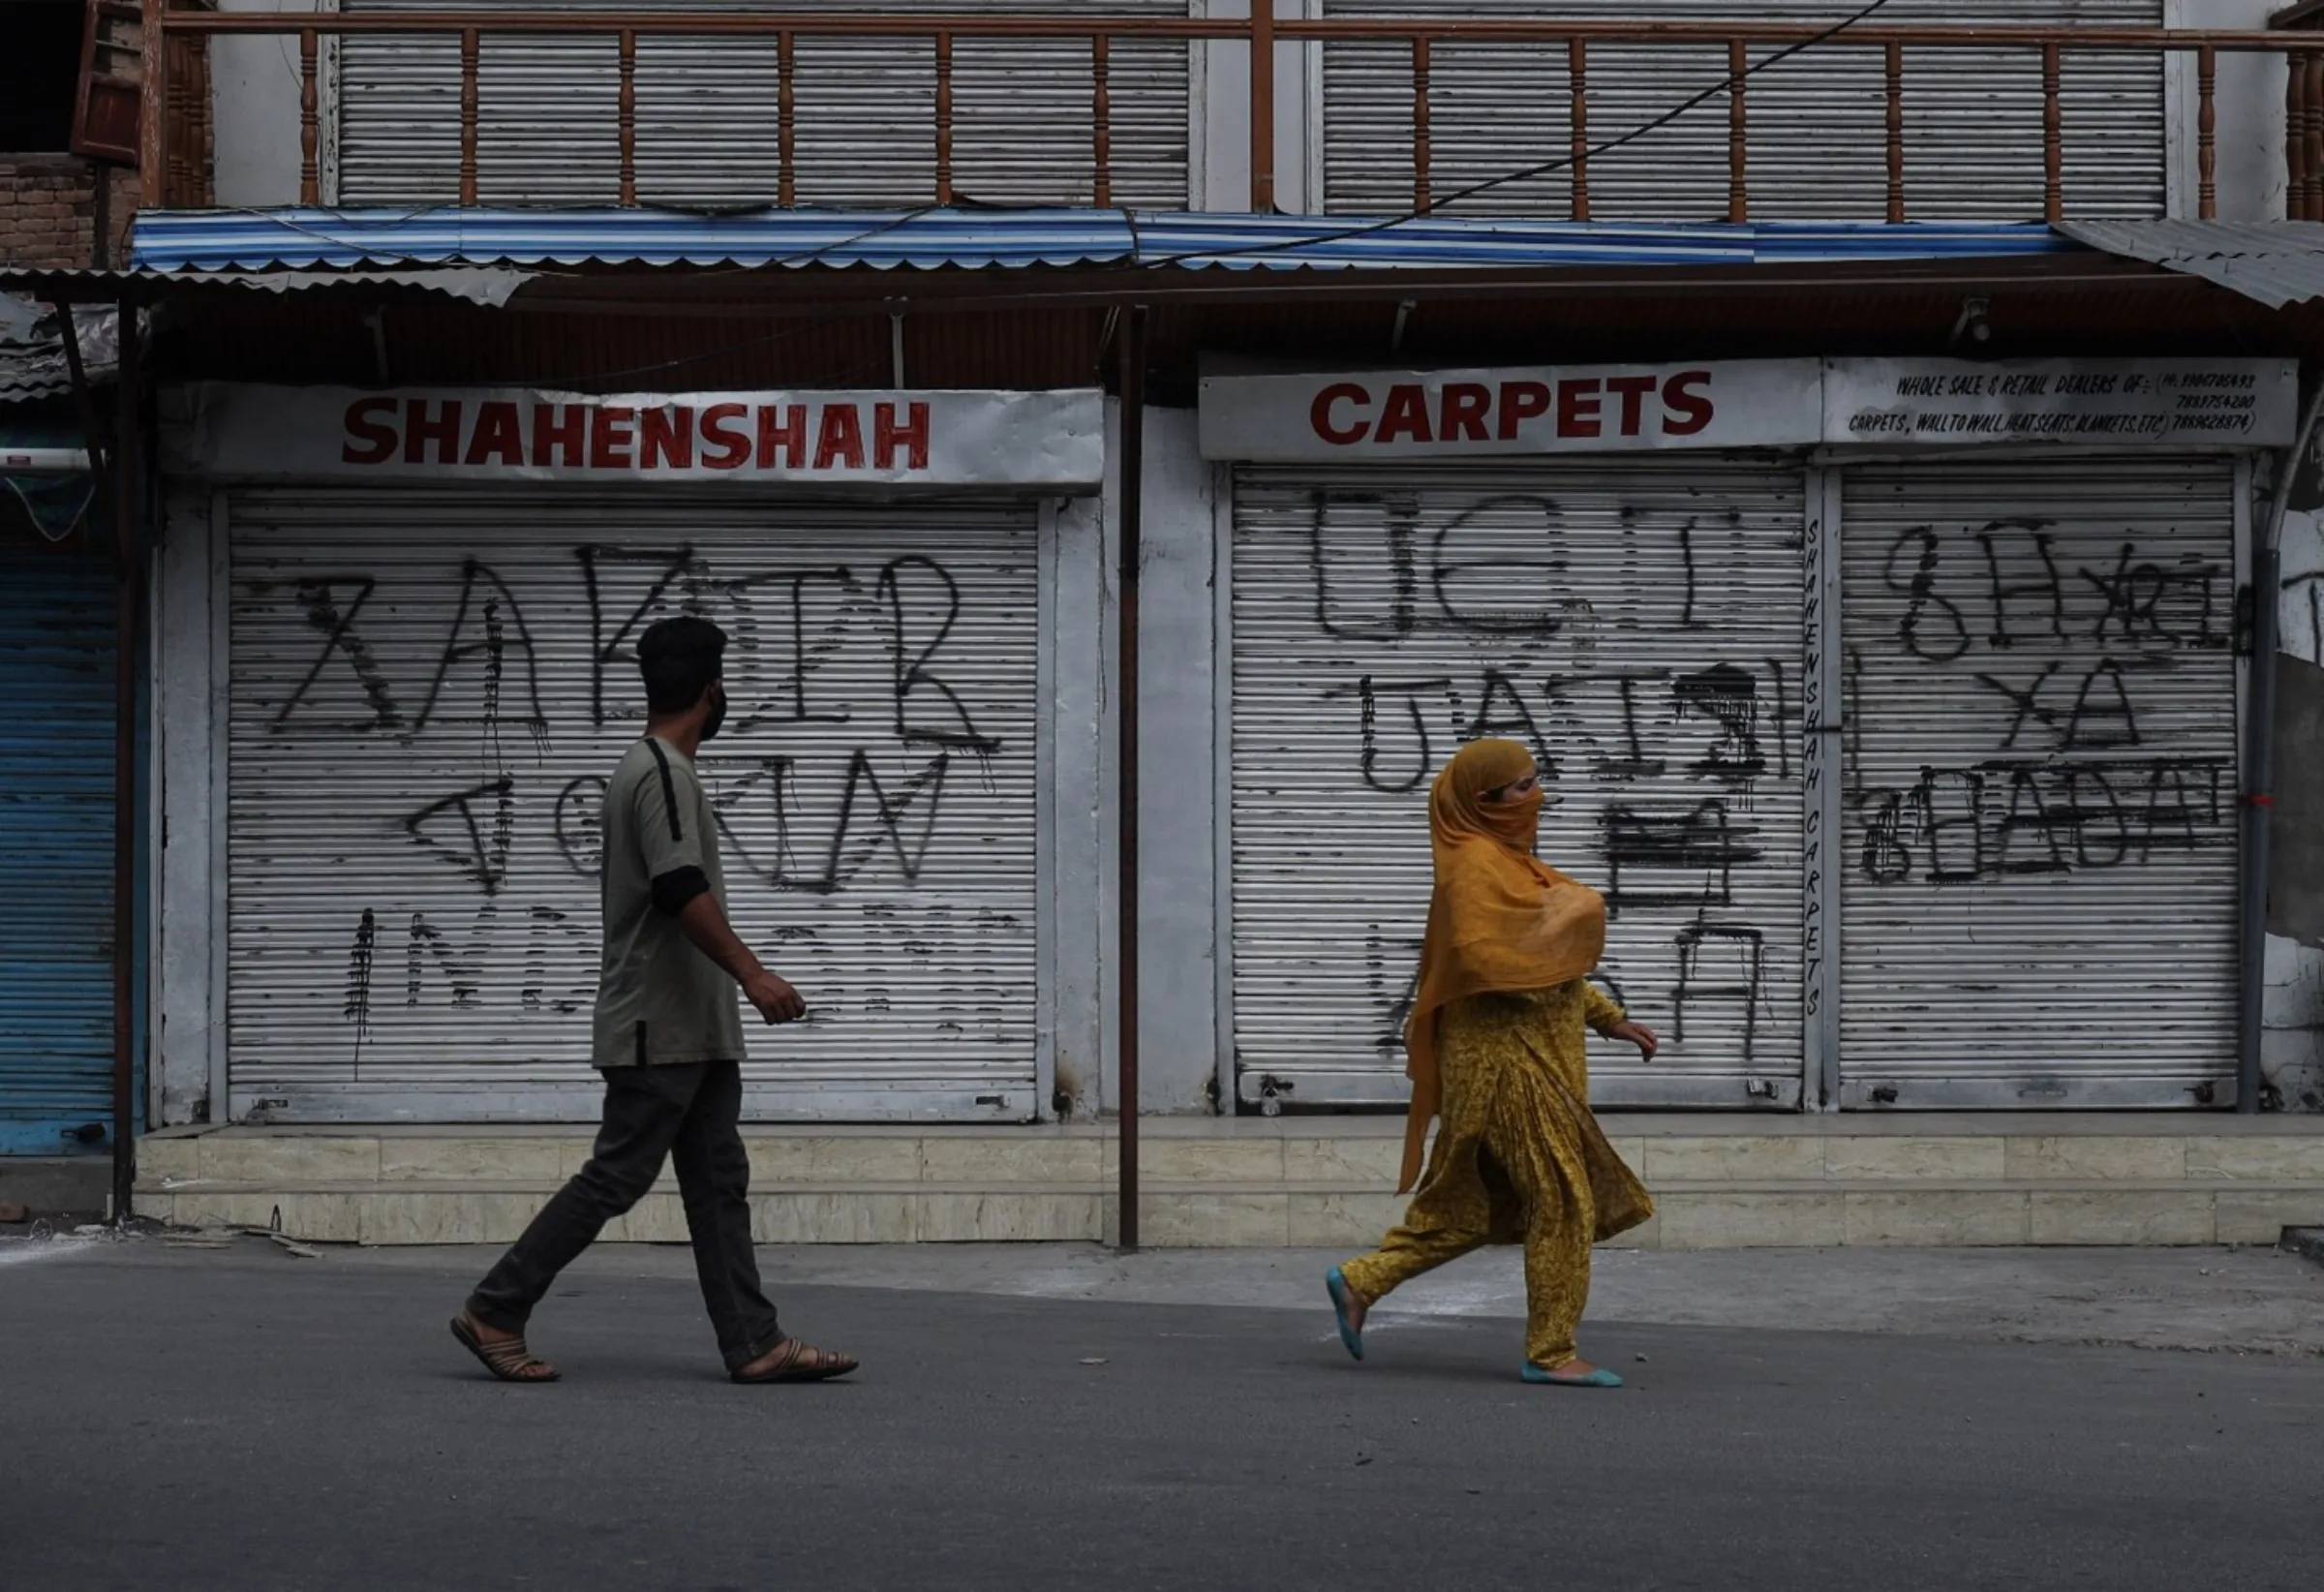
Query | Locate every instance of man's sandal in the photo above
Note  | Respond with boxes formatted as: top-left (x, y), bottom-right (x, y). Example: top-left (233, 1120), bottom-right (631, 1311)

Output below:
top-left (730, 1337), bottom-right (860, 1385)
top-left (449, 1313), bottom-right (561, 1383)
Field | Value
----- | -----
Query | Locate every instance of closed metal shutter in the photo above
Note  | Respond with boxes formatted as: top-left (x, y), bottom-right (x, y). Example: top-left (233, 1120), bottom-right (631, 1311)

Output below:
top-left (1838, 457), bottom-right (2238, 1108)
top-left (1231, 456), bottom-right (1809, 1111)
top-left (1321, 1), bottom-right (2165, 221)
top-left (339, 0), bottom-right (1192, 209)
top-left (225, 487), bottom-right (1042, 1122)
top-left (0, 544), bottom-right (118, 1153)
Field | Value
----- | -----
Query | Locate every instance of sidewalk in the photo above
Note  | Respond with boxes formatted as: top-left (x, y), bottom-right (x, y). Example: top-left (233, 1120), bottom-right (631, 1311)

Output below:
top-left (76, 1231), bottom-right (2324, 1358)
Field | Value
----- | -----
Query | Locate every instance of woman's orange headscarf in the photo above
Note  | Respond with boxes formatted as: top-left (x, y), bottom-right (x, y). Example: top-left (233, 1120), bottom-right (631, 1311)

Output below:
top-left (1397, 738), bottom-right (1606, 1191)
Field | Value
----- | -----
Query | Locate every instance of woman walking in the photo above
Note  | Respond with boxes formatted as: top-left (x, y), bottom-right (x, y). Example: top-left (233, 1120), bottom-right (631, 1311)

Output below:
top-left (1327, 738), bottom-right (1657, 1388)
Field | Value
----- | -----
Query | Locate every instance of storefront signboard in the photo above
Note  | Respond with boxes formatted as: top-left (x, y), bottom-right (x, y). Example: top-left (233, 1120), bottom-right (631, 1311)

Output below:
top-left (1199, 358), bottom-right (2298, 459)
top-left (177, 383), bottom-right (1108, 488)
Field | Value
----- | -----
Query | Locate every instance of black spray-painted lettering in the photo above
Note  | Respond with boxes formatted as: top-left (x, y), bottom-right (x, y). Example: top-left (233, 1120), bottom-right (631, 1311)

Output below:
top-left (880, 556), bottom-right (998, 752)
top-left (272, 576), bottom-right (403, 733)
top-left (1672, 924), bottom-right (1763, 1064)
top-left (1855, 756), bottom-right (2227, 884)
top-left (1602, 800), bottom-right (1763, 914)
top-left (579, 543), bottom-right (700, 727)
top-left (413, 560), bottom-right (547, 736)
top-left (403, 778), bottom-right (517, 898)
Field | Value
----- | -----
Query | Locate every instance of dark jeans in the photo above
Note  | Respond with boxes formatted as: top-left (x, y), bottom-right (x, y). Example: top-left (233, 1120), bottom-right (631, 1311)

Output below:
top-left (467, 1060), bottom-right (783, 1371)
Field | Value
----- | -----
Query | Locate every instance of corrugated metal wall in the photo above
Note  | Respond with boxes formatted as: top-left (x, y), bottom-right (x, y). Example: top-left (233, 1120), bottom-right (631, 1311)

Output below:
top-left (0, 543), bottom-right (118, 1154)
top-left (224, 488), bottom-right (1044, 1122)
top-left (338, 0), bottom-right (1193, 208)
top-left (1321, 0), bottom-right (2167, 221)
top-left (1229, 457), bottom-right (1808, 1111)
top-left (1839, 456), bottom-right (2239, 1107)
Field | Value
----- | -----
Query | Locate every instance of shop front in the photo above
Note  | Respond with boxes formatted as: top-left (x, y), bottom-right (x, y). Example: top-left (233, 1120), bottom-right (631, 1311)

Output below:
top-left (0, 428), bottom-right (121, 1153)
top-left (1201, 354), bottom-right (2290, 1112)
top-left (154, 382), bottom-right (1105, 1125)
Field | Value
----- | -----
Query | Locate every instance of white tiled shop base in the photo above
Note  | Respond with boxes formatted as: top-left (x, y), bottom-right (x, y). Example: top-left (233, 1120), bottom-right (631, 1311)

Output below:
top-left (135, 1117), bottom-right (2324, 1249)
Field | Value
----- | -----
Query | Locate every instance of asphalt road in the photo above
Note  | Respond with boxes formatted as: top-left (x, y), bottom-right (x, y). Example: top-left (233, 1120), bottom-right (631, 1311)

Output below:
top-left (5, 1238), bottom-right (2318, 1592)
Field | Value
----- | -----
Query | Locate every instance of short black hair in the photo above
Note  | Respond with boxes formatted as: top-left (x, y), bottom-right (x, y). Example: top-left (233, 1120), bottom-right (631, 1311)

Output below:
top-left (637, 616), bottom-right (727, 714)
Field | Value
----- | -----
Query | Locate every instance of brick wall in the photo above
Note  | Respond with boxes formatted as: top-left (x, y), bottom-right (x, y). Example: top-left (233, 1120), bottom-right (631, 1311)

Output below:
top-left (0, 156), bottom-right (138, 271)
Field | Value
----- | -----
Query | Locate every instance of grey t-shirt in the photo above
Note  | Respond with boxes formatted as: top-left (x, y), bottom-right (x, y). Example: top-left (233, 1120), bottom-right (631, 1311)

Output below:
top-left (592, 737), bottom-right (746, 1069)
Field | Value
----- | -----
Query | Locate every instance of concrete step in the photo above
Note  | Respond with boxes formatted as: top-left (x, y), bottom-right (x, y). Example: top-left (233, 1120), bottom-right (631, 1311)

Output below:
top-left (132, 1117), bottom-right (2324, 1248)
top-left (131, 1178), bottom-right (2324, 1249)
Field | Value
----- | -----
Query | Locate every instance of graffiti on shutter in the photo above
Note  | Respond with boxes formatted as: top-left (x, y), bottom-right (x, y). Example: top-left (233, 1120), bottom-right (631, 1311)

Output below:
top-left (1230, 458), bottom-right (1808, 1111)
top-left (1839, 459), bottom-right (2238, 1107)
top-left (226, 490), bottom-right (1041, 1122)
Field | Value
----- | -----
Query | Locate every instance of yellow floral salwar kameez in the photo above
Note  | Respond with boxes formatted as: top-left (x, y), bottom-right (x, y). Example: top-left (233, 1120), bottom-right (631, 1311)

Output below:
top-left (1338, 980), bottom-right (1654, 1367)
top-left (1334, 735), bottom-right (1654, 1373)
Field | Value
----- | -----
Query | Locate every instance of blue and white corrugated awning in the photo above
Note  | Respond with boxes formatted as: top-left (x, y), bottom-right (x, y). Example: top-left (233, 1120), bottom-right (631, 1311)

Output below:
top-left (128, 205), bottom-right (2080, 276)
top-left (1128, 213), bottom-right (2076, 271)
top-left (132, 207), bottom-right (1140, 272)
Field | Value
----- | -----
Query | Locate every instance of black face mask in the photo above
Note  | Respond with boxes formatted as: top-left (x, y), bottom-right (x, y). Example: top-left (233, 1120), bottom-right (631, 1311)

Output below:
top-left (700, 684), bottom-right (728, 742)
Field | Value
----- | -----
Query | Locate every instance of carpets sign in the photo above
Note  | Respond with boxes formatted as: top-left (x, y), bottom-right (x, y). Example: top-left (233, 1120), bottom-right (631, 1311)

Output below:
top-left (1200, 358), bottom-right (2297, 459)
top-left (1200, 359), bottom-right (1820, 460)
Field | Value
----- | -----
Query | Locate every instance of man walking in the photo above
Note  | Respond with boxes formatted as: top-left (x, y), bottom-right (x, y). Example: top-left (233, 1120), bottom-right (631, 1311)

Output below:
top-left (450, 616), bottom-right (857, 1385)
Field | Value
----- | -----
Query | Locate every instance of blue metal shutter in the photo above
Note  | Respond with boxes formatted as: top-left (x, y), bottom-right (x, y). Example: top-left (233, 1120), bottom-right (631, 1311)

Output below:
top-left (0, 544), bottom-right (117, 1153)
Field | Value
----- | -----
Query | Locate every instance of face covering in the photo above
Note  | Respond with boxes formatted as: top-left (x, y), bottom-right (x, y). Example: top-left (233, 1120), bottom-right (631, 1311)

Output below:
top-left (700, 683), bottom-right (728, 742)
top-left (1436, 738), bottom-right (1544, 856)
top-left (1480, 782), bottom-right (1545, 850)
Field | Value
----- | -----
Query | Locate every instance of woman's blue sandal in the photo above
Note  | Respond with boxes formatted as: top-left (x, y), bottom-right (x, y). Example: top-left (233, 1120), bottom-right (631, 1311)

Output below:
top-left (1325, 1268), bottom-right (1365, 1362)
top-left (1522, 1362), bottom-right (1623, 1389)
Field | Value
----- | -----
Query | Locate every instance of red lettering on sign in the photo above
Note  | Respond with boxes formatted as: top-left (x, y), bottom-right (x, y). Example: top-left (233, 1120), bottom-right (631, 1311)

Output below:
top-left (404, 398), bottom-right (462, 465)
top-left (1556, 379), bottom-right (1603, 440)
top-left (1375, 383), bottom-right (1433, 444)
top-left (590, 406), bottom-right (636, 469)
top-left (1662, 370), bottom-right (1714, 436)
top-left (342, 397), bottom-right (398, 465)
top-left (533, 403), bottom-right (586, 468)
top-left (1311, 383), bottom-right (1371, 444)
top-left (1606, 375), bottom-right (1657, 438)
top-left (464, 401), bottom-right (524, 467)
top-left (1498, 382), bottom-right (1552, 440)
top-left (757, 404), bottom-right (807, 469)
top-left (1440, 383), bottom-right (1492, 443)
top-left (640, 406), bottom-right (693, 470)
top-left (700, 404), bottom-right (750, 470)
top-left (814, 404), bottom-right (867, 471)
top-left (875, 401), bottom-right (930, 470)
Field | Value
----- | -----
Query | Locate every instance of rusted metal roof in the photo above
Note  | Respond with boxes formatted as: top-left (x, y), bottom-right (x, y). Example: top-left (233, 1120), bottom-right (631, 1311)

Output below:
top-left (2056, 220), bottom-right (2324, 310)
top-left (0, 301), bottom-right (124, 404)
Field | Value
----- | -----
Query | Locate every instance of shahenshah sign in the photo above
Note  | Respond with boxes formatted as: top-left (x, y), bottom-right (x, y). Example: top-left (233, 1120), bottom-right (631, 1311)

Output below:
top-left (177, 383), bottom-right (1107, 488)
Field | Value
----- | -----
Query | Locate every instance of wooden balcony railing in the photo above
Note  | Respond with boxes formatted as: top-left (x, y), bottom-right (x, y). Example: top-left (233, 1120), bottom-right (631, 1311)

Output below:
top-left (138, 5), bottom-right (2324, 226)
top-left (2279, 2), bottom-right (2324, 220)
